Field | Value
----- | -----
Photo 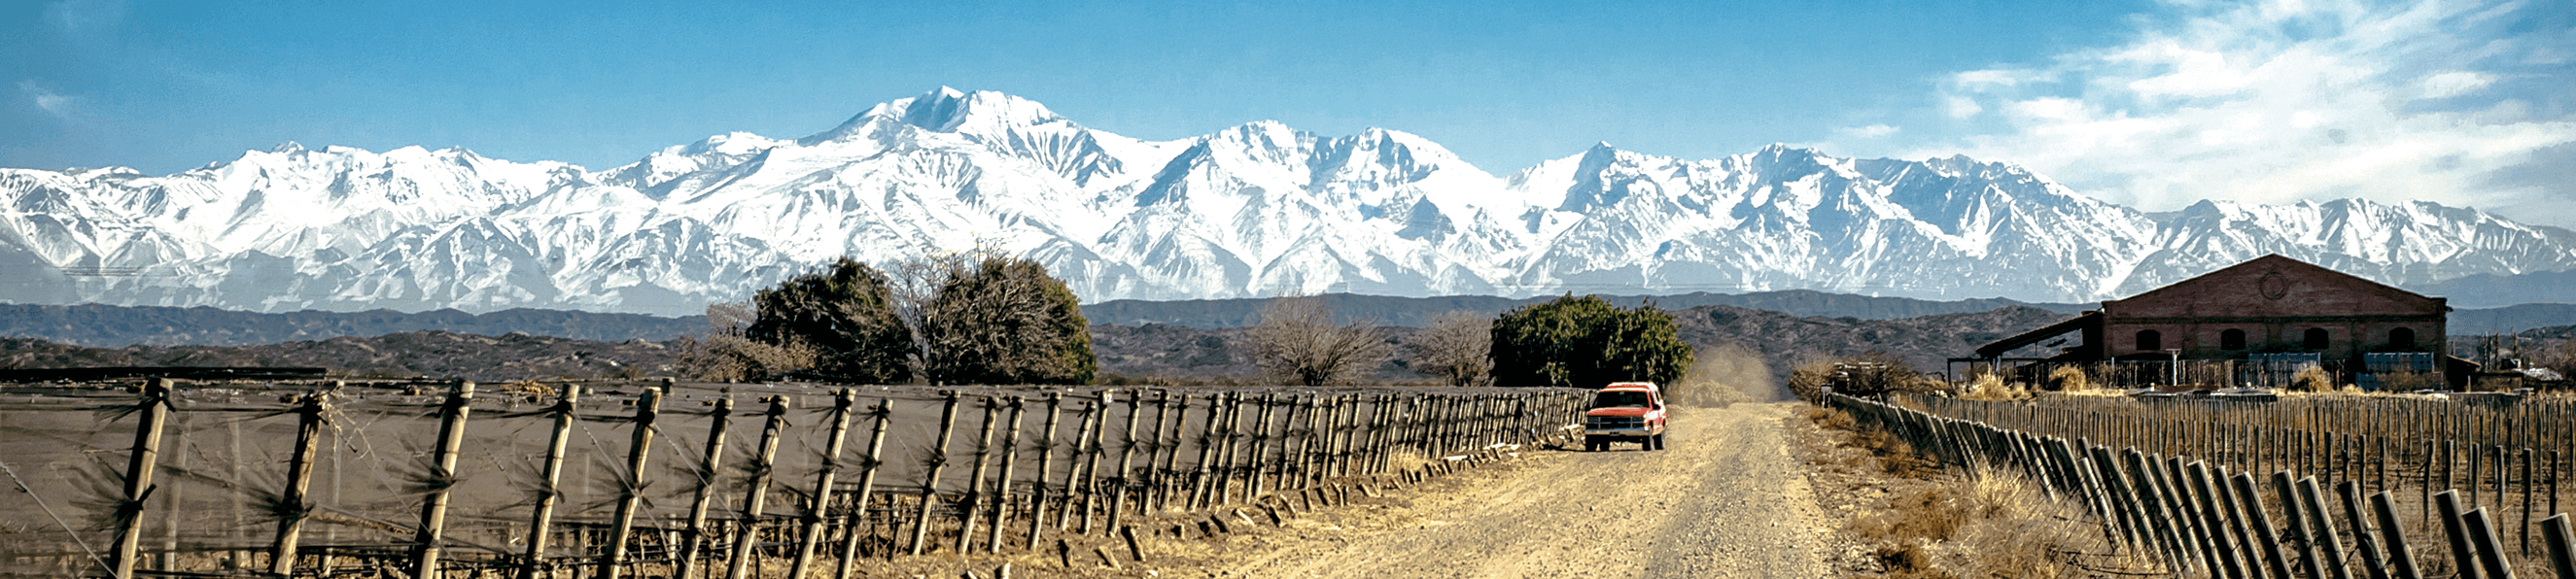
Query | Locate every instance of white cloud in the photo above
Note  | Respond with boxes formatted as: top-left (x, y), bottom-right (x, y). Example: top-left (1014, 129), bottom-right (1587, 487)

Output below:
top-left (1943, 95), bottom-right (1983, 119)
top-left (2416, 71), bottom-right (2494, 99)
top-left (18, 80), bottom-right (76, 119)
top-left (1837, 123), bottom-right (1900, 139)
top-left (1905, 0), bottom-right (2576, 227)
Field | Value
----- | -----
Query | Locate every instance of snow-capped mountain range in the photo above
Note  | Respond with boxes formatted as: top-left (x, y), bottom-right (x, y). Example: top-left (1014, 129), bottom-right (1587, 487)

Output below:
top-left (6, 87), bottom-right (2575, 317)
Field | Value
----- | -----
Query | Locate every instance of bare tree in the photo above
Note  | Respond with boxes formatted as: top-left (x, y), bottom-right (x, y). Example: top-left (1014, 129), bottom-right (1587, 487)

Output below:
top-left (1410, 310), bottom-right (1493, 386)
top-left (1249, 295), bottom-right (1395, 386)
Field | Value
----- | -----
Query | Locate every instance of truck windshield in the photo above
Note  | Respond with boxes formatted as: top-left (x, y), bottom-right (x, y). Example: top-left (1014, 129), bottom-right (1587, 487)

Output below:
top-left (1590, 391), bottom-right (1654, 409)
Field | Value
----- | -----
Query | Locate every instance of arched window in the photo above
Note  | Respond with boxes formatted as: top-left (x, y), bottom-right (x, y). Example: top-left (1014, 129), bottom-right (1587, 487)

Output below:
top-left (2220, 328), bottom-right (2247, 350)
top-left (2303, 327), bottom-right (2330, 350)
top-left (2137, 329), bottom-right (2162, 352)
top-left (2388, 327), bottom-right (2417, 350)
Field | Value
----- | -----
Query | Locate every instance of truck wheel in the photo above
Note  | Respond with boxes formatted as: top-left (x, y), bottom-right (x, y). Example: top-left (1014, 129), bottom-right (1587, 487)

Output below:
top-left (1583, 435), bottom-right (1602, 452)
top-left (1650, 433), bottom-right (1666, 451)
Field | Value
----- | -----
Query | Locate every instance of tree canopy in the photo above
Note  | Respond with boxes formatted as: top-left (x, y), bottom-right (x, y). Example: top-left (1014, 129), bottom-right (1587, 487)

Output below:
top-left (1489, 294), bottom-right (1692, 388)
top-left (918, 255), bottom-right (1097, 385)
top-left (743, 257), bottom-right (914, 384)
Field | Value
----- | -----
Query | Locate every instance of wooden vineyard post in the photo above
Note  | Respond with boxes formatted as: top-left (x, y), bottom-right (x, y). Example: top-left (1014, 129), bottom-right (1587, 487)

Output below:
top-left (266, 392), bottom-right (330, 576)
top-left (109, 378), bottom-right (172, 579)
top-left (597, 387), bottom-right (663, 579)
top-left (834, 398), bottom-right (893, 576)
top-left (2370, 492), bottom-right (2424, 579)
top-left (1055, 398), bottom-right (1097, 530)
top-left (521, 385), bottom-right (583, 578)
top-left (2294, 477), bottom-right (2353, 579)
top-left (727, 396), bottom-right (794, 579)
top-left (2540, 515), bottom-right (2572, 579)
top-left (1108, 392), bottom-right (1139, 532)
top-left (2182, 461), bottom-right (2246, 579)
top-left (2436, 491), bottom-right (2482, 579)
top-left (1025, 393), bottom-right (1062, 549)
top-left (1186, 393), bottom-right (1222, 511)
top-left (912, 392), bottom-right (962, 556)
top-left (158, 411), bottom-right (187, 573)
top-left (1076, 392), bottom-right (1111, 534)
top-left (959, 397), bottom-right (1002, 554)
top-left (1149, 392), bottom-right (1182, 510)
top-left (1248, 394), bottom-right (1275, 498)
top-left (986, 397), bottom-right (1026, 553)
top-left (2520, 448), bottom-right (2533, 558)
top-left (1212, 393), bottom-right (1241, 505)
top-left (2460, 509), bottom-right (2514, 579)
top-left (2333, 482), bottom-right (2388, 579)
top-left (409, 381), bottom-right (476, 579)
top-left (785, 389), bottom-right (856, 579)
top-left (674, 393), bottom-right (728, 579)
top-left (2232, 472), bottom-right (2296, 579)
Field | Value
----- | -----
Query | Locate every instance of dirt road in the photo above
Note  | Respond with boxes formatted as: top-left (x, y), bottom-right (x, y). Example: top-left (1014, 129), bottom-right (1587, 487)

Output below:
top-left (1221, 401), bottom-right (1830, 578)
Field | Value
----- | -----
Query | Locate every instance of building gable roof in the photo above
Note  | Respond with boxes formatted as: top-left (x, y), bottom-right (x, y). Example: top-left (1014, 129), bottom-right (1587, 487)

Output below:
top-left (2104, 254), bottom-right (2447, 319)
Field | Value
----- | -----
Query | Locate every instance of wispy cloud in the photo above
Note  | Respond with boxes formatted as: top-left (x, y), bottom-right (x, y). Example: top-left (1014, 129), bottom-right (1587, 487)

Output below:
top-left (1836, 123), bottom-right (1900, 139)
top-left (19, 81), bottom-right (77, 119)
top-left (1905, 0), bottom-right (2576, 226)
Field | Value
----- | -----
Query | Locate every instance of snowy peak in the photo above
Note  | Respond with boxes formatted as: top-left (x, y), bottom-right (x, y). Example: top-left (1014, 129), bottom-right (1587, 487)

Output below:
top-left (4, 87), bottom-right (2574, 316)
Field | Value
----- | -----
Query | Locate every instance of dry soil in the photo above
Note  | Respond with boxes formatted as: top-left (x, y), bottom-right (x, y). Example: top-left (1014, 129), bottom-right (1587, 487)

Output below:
top-left (1213, 401), bottom-right (1831, 578)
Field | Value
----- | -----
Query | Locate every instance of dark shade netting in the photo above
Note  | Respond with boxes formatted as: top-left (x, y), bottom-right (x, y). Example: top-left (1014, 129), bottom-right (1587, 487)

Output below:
top-left (1, 379), bottom-right (1587, 576)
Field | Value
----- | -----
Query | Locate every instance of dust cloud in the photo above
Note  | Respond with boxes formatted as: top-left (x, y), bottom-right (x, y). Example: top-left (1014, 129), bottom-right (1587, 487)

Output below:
top-left (1667, 342), bottom-right (1785, 407)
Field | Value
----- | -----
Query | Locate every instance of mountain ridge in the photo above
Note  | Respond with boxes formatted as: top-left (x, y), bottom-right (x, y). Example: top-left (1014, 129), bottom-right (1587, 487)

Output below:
top-left (6, 87), bottom-right (2575, 315)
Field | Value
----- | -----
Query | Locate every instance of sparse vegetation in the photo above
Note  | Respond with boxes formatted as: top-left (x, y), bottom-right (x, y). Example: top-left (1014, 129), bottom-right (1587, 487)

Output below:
top-left (1799, 406), bottom-right (2147, 579)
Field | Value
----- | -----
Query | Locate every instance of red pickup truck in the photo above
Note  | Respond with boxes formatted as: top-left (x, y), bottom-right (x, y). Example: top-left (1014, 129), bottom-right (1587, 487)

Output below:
top-left (1582, 382), bottom-right (1668, 452)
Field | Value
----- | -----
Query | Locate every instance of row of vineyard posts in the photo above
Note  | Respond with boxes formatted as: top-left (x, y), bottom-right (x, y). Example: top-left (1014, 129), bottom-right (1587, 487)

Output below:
top-left (77, 378), bottom-right (1588, 578)
top-left (1824, 392), bottom-right (2576, 579)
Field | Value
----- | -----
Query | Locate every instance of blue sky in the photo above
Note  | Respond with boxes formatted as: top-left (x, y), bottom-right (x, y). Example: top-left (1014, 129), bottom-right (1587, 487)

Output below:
top-left (6, 0), bottom-right (2573, 225)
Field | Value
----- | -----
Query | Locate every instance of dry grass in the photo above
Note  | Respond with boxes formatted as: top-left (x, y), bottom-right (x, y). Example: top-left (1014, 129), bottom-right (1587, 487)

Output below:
top-left (1801, 406), bottom-right (2153, 579)
top-left (2047, 365), bottom-right (2091, 392)
top-left (1954, 374), bottom-right (2030, 401)
top-left (2291, 366), bottom-right (2335, 392)
top-left (1851, 465), bottom-right (2138, 579)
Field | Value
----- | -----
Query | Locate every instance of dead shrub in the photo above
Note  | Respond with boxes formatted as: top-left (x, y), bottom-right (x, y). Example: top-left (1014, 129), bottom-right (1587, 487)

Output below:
top-left (2292, 366), bottom-right (2334, 392)
top-left (676, 332), bottom-right (818, 383)
top-left (2047, 365), bottom-right (2091, 392)
top-left (1956, 374), bottom-right (2028, 401)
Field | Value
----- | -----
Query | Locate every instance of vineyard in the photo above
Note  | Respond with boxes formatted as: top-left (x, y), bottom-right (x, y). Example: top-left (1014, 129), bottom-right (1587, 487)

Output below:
top-left (1826, 392), bottom-right (2576, 578)
top-left (0, 379), bottom-right (1586, 578)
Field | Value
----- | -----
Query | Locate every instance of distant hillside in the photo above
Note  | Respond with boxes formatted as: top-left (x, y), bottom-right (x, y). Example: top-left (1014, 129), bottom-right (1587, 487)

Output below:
top-left (1082, 290), bottom-right (2086, 328)
top-left (0, 303), bottom-right (707, 347)
top-left (1090, 304), bottom-right (2072, 386)
top-left (2450, 304), bottom-right (2576, 335)
top-left (1668, 305), bottom-right (2071, 384)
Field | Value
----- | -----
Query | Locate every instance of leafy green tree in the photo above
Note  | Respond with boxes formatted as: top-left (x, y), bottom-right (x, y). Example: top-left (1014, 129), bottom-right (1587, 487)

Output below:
top-left (919, 255), bottom-right (1097, 385)
top-left (1489, 294), bottom-right (1692, 388)
top-left (744, 257), bottom-right (915, 383)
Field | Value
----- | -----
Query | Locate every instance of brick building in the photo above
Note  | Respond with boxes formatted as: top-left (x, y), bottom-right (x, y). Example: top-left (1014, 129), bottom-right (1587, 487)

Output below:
top-left (1972, 255), bottom-right (2465, 388)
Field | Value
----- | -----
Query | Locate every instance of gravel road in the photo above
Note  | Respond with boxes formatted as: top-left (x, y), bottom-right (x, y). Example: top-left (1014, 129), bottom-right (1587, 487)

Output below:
top-left (1222, 401), bottom-right (1830, 578)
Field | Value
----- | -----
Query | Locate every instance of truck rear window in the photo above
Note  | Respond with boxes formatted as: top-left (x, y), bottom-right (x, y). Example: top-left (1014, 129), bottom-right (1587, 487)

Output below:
top-left (1590, 391), bottom-right (1653, 409)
